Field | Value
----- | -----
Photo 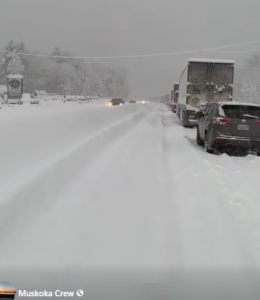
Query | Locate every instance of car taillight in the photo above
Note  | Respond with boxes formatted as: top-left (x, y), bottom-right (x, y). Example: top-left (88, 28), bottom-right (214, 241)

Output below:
top-left (257, 120), bottom-right (260, 125)
top-left (220, 118), bottom-right (231, 124)
top-left (213, 117), bottom-right (231, 124)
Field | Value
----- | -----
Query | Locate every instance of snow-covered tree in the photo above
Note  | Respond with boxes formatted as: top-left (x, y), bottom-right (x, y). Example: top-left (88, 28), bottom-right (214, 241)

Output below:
top-left (235, 54), bottom-right (260, 103)
top-left (245, 54), bottom-right (260, 67)
top-left (0, 40), bottom-right (26, 81)
top-left (0, 41), bottom-right (130, 96)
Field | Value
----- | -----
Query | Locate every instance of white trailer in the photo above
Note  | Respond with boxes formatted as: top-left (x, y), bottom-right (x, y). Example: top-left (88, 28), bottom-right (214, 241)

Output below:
top-left (177, 58), bottom-right (235, 127)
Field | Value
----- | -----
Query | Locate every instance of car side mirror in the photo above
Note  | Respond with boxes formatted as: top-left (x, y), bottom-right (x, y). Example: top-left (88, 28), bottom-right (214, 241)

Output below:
top-left (196, 111), bottom-right (204, 119)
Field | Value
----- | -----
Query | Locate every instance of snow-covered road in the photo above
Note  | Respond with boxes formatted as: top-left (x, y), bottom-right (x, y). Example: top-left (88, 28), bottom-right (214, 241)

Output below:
top-left (1, 100), bottom-right (260, 299)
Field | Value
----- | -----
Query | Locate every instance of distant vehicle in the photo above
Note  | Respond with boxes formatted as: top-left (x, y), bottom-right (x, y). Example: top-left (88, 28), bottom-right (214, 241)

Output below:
top-left (34, 90), bottom-right (46, 97)
top-left (169, 83), bottom-right (178, 112)
top-left (129, 100), bottom-right (136, 103)
top-left (170, 89), bottom-right (174, 102)
top-left (172, 82), bottom-right (179, 113)
top-left (196, 101), bottom-right (260, 155)
top-left (33, 90), bottom-right (47, 102)
top-left (78, 97), bottom-right (89, 104)
top-left (7, 75), bottom-right (23, 104)
top-left (48, 94), bottom-right (59, 100)
top-left (108, 98), bottom-right (125, 106)
top-left (65, 97), bottom-right (76, 102)
top-left (20, 93), bottom-right (35, 104)
top-left (178, 58), bottom-right (235, 127)
top-left (30, 98), bottom-right (39, 104)
top-left (171, 102), bottom-right (177, 113)
top-left (173, 82), bottom-right (179, 101)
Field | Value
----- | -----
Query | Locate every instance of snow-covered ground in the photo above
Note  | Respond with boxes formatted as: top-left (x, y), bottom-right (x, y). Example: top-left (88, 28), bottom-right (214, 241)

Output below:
top-left (1, 101), bottom-right (260, 299)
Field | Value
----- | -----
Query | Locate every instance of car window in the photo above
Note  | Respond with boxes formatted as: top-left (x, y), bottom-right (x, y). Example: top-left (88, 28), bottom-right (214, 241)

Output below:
top-left (221, 105), bottom-right (260, 119)
top-left (208, 104), bottom-right (215, 116)
top-left (204, 105), bottom-right (211, 115)
top-left (211, 104), bottom-right (219, 116)
top-left (205, 104), bottom-right (214, 115)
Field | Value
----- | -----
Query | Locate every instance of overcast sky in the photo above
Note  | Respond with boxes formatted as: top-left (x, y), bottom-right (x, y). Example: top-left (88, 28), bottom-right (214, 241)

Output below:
top-left (0, 0), bottom-right (259, 97)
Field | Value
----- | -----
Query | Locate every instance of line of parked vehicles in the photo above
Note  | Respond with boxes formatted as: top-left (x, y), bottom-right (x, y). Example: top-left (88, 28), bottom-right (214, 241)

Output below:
top-left (164, 58), bottom-right (260, 156)
top-left (107, 98), bottom-right (148, 106)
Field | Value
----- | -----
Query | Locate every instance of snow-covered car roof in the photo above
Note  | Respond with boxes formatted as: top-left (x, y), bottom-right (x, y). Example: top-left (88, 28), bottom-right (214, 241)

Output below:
top-left (218, 101), bottom-right (260, 107)
top-left (188, 58), bottom-right (235, 64)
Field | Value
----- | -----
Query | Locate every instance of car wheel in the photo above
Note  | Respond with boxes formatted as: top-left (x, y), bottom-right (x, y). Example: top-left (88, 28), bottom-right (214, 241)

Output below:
top-left (256, 151), bottom-right (260, 157)
top-left (196, 127), bottom-right (204, 146)
top-left (205, 132), bottom-right (214, 154)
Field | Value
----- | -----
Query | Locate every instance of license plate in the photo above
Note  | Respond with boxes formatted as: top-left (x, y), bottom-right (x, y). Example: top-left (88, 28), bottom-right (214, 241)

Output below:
top-left (189, 115), bottom-right (195, 119)
top-left (238, 124), bottom-right (249, 130)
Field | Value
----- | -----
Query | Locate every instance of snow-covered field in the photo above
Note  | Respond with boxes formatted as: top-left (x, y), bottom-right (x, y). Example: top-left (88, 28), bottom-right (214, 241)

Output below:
top-left (1, 100), bottom-right (260, 299)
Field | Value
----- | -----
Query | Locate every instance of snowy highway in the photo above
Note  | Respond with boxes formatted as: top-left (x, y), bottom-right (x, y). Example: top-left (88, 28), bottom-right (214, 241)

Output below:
top-left (1, 99), bottom-right (260, 298)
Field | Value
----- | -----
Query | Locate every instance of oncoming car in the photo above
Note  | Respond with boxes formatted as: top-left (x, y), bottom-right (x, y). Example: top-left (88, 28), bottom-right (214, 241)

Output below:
top-left (108, 98), bottom-right (125, 106)
top-left (196, 101), bottom-right (260, 155)
top-left (129, 100), bottom-right (137, 104)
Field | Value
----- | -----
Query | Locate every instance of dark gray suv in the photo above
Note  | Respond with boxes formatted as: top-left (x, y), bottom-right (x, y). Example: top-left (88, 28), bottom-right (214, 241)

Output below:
top-left (196, 102), bottom-right (260, 155)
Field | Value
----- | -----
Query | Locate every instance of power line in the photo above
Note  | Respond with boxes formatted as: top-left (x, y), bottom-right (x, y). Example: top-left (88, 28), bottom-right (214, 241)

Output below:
top-left (202, 40), bottom-right (260, 51)
top-left (209, 49), bottom-right (260, 53)
top-left (0, 40), bottom-right (260, 59)
top-left (0, 48), bottom-right (200, 59)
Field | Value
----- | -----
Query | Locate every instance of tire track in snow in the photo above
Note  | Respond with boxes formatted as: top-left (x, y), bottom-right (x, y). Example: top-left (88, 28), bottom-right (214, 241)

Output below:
top-left (0, 108), bottom-right (151, 244)
top-left (0, 107), bottom-right (180, 269)
top-left (147, 107), bottom-right (260, 299)
top-left (1, 104), bottom-right (260, 300)
top-left (160, 111), bottom-right (183, 264)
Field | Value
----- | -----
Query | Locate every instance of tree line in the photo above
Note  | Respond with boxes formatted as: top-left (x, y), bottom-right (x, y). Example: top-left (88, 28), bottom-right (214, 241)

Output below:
top-left (235, 53), bottom-right (260, 103)
top-left (0, 40), bottom-right (130, 98)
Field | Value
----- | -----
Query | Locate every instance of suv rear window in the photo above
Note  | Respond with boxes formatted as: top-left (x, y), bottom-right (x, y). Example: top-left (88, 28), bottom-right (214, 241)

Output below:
top-left (221, 105), bottom-right (260, 119)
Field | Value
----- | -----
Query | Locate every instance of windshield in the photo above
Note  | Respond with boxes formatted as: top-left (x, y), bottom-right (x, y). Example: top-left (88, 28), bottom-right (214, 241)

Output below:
top-left (222, 105), bottom-right (260, 119)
